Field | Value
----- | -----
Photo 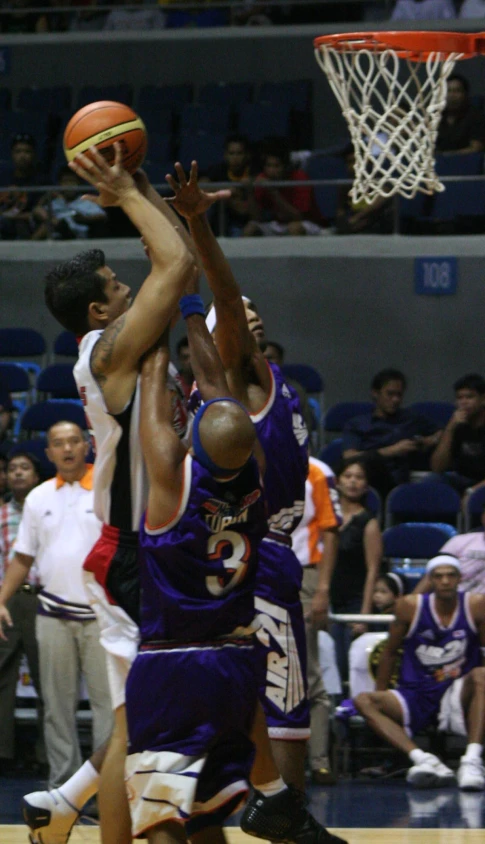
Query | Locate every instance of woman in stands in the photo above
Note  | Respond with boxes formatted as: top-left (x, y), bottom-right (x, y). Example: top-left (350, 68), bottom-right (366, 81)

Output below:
top-left (330, 457), bottom-right (383, 687)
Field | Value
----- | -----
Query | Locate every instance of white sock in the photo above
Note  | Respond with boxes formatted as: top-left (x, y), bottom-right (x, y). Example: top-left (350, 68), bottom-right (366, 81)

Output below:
top-left (58, 761), bottom-right (100, 811)
top-left (409, 748), bottom-right (429, 765)
top-left (256, 777), bottom-right (287, 798)
top-left (463, 743), bottom-right (483, 762)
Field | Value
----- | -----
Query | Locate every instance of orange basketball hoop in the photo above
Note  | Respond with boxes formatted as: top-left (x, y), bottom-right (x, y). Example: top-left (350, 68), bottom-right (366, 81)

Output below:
top-left (314, 31), bottom-right (485, 203)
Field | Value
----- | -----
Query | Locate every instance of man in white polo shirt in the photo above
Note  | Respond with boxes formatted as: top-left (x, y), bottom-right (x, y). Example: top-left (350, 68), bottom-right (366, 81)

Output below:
top-left (0, 420), bottom-right (113, 791)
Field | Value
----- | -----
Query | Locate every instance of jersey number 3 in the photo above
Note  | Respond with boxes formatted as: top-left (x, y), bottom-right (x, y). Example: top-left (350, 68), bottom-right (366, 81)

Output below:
top-left (206, 530), bottom-right (250, 597)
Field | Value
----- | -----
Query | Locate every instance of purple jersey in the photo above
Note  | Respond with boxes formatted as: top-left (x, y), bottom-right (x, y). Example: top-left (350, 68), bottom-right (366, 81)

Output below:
top-left (138, 454), bottom-right (266, 645)
top-left (399, 592), bottom-right (481, 693)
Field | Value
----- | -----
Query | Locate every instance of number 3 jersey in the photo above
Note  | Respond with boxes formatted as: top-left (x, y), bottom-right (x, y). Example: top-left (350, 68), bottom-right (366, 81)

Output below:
top-left (398, 592), bottom-right (481, 693)
top-left (138, 453), bottom-right (267, 645)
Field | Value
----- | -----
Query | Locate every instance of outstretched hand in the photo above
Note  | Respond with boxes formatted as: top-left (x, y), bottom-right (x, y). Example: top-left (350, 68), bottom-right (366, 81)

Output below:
top-left (69, 142), bottom-right (136, 207)
top-left (165, 160), bottom-right (231, 220)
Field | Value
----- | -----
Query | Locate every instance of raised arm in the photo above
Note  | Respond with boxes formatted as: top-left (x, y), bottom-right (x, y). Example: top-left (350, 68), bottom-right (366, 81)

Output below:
top-left (166, 162), bottom-right (270, 388)
top-left (70, 145), bottom-right (195, 382)
top-left (180, 278), bottom-right (231, 403)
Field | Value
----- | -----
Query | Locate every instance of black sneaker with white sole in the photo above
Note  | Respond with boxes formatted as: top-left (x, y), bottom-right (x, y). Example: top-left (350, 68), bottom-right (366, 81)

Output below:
top-left (240, 785), bottom-right (348, 844)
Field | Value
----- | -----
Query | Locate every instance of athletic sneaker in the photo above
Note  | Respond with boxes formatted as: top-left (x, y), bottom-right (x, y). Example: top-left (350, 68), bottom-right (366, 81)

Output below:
top-left (406, 753), bottom-right (455, 789)
top-left (23, 789), bottom-right (79, 844)
top-left (457, 757), bottom-right (485, 792)
top-left (241, 784), bottom-right (348, 843)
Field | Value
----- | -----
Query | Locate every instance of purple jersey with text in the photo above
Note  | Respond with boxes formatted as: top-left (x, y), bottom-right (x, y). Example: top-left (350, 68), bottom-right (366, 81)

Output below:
top-left (138, 453), bottom-right (266, 645)
top-left (399, 592), bottom-right (480, 692)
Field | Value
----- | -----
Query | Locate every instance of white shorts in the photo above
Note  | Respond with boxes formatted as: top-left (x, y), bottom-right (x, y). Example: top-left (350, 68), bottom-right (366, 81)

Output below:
top-left (438, 676), bottom-right (467, 736)
top-left (83, 571), bottom-right (140, 710)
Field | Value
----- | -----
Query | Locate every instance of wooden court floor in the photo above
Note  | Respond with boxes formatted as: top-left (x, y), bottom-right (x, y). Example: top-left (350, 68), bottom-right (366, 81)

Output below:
top-left (2, 829), bottom-right (485, 844)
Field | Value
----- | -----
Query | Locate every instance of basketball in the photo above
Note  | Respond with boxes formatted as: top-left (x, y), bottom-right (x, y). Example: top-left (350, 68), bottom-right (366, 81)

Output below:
top-left (63, 101), bottom-right (147, 175)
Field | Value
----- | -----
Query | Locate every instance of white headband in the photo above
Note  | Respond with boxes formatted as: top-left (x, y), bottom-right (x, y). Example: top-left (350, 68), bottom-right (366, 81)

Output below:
top-left (205, 296), bottom-right (250, 334)
top-left (386, 572), bottom-right (404, 596)
top-left (426, 554), bottom-right (461, 575)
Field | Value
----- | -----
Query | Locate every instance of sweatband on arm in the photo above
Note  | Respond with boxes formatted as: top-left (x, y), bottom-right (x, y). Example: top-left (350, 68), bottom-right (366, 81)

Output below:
top-left (179, 294), bottom-right (205, 320)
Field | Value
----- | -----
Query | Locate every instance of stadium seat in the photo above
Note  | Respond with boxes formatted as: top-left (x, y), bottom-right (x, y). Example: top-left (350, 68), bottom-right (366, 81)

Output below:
top-left (53, 331), bottom-right (78, 359)
top-left (409, 401), bottom-right (454, 429)
top-left (464, 486), bottom-right (485, 532)
top-left (142, 109), bottom-right (174, 137)
top-left (258, 80), bottom-right (312, 111)
top-left (237, 102), bottom-right (290, 143)
top-left (0, 327), bottom-right (47, 379)
top-left (137, 85), bottom-right (193, 116)
top-left (37, 364), bottom-right (79, 400)
top-left (179, 103), bottom-right (231, 136)
top-left (383, 521), bottom-right (458, 587)
top-left (0, 362), bottom-right (32, 396)
top-left (17, 86), bottom-right (72, 114)
top-left (385, 482), bottom-right (461, 529)
top-left (324, 402), bottom-right (374, 435)
top-left (19, 400), bottom-right (86, 436)
top-left (306, 154), bottom-right (350, 223)
top-left (77, 85), bottom-right (133, 110)
top-left (177, 132), bottom-right (225, 175)
top-left (318, 438), bottom-right (343, 472)
top-left (281, 363), bottom-right (323, 395)
top-left (0, 88), bottom-right (11, 110)
top-left (198, 82), bottom-right (253, 111)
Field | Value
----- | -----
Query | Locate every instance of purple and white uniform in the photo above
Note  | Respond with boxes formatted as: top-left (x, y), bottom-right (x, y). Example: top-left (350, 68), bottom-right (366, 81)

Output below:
top-left (251, 362), bottom-right (310, 739)
top-left (392, 592), bottom-right (481, 736)
top-left (125, 453), bottom-right (266, 839)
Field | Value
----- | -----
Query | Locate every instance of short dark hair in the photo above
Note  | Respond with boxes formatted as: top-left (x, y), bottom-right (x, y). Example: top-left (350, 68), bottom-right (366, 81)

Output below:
top-left (449, 73), bottom-right (470, 95)
top-left (47, 421), bottom-right (86, 442)
top-left (11, 132), bottom-right (36, 150)
top-left (176, 336), bottom-right (189, 355)
top-left (7, 450), bottom-right (42, 479)
top-left (335, 455), bottom-right (369, 481)
top-left (266, 340), bottom-right (285, 361)
top-left (224, 133), bottom-right (250, 152)
top-left (371, 368), bottom-right (407, 392)
top-left (453, 373), bottom-right (485, 395)
top-left (260, 137), bottom-right (291, 170)
top-left (44, 249), bottom-right (107, 336)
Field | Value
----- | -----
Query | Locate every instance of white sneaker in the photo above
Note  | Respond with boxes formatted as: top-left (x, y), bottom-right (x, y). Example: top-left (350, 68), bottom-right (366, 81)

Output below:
top-left (458, 757), bottom-right (485, 792)
top-left (22, 789), bottom-right (79, 844)
top-left (406, 753), bottom-right (455, 789)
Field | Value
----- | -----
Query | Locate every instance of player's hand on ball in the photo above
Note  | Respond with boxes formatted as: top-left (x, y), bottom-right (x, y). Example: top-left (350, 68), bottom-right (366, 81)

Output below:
top-left (166, 160), bottom-right (231, 219)
top-left (69, 142), bottom-right (136, 207)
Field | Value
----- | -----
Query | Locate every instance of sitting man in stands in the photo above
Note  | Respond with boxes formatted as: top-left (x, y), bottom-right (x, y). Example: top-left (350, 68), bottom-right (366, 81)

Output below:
top-left (243, 137), bottom-right (326, 236)
top-left (342, 368), bottom-right (441, 497)
top-left (0, 134), bottom-right (46, 240)
top-left (431, 373), bottom-right (485, 495)
top-left (206, 133), bottom-right (257, 236)
top-left (355, 554), bottom-right (485, 790)
top-left (436, 74), bottom-right (485, 156)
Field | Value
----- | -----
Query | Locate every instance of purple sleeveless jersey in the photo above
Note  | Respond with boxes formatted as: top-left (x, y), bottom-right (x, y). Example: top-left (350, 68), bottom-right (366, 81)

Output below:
top-left (399, 592), bottom-right (481, 691)
top-left (138, 454), bottom-right (267, 646)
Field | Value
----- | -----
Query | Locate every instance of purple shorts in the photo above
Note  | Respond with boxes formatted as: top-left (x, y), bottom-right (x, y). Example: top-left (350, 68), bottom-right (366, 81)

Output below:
top-left (255, 541), bottom-right (310, 739)
top-left (392, 684), bottom-right (451, 736)
top-left (125, 639), bottom-right (258, 837)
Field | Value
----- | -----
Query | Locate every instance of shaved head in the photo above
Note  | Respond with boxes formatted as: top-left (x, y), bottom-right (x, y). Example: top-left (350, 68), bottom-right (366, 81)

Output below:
top-left (197, 400), bottom-right (256, 474)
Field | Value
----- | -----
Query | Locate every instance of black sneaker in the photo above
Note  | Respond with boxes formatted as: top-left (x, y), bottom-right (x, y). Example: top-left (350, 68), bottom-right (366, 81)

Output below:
top-left (240, 784), bottom-right (348, 843)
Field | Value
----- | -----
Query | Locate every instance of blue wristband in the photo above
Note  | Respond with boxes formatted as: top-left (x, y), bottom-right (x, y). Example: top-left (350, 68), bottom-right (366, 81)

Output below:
top-left (179, 294), bottom-right (205, 320)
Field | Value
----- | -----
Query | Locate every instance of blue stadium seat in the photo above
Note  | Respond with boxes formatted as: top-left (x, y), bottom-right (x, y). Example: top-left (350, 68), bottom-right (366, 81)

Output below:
top-left (177, 133), bottom-right (225, 175)
top-left (306, 154), bottom-right (350, 222)
top-left (17, 86), bottom-right (72, 114)
top-left (198, 82), bottom-right (253, 111)
top-left (0, 362), bottom-right (32, 421)
top-left (318, 438), bottom-right (343, 472)
top-left (76, 85), bottom-right (133, 109)
top-left (37, 364), bottom-right (79, 400)
top-left (258, 80), bottom-right (312, 111)
top-left (324, 402), bottom-right (374, 435)
top-left (137, 85), bottom-right (193, 116)
top-left (281, 364), bottom-right (323, 394)
top-left (0, 88), bottom-right (11, 110)
top-left (385, 482), bottom-right (461, 529)
top-left (464, 486), bottom-right (485, 532)
top-left (383, 522), bottom-right (457, 561)
top-left (237, 102), bottom-right (290, 143)
top-left (435, 152), bottom-right (484, 177)
top-left (19, 400), bottom-right (86, 436)
top-left (431, 180), bottom-right (485, 221)
top-left (180, 103), bottom-right (231, 136)
top-left (0, 110), bottom-right (47, 144)
top-left (142, 109), bottom-right (174, 137)
top-left (0, 328), bottom-right (47, 380)
top-left (53, 331), bottom-right (78, 359)
top-left (409, 401), bottom-right (454, 429)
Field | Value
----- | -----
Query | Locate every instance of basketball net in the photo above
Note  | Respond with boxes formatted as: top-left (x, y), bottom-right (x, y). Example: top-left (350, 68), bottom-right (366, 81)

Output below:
top-left (314, 36), bottom-right (467, 204)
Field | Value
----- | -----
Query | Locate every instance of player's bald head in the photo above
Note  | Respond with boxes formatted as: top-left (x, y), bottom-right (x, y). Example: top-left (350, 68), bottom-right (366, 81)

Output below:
top-left (196, 399), bottom-right (256, 476)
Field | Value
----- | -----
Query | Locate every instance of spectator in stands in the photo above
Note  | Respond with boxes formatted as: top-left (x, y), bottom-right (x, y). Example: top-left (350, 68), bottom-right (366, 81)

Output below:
top-left (292, 455), bottom-right (342, 786)
top-left (103, 0), bottom-right (166, 31)
top-left (370, 572), bottom-right (404, 632)
top-left (0, 422), bottom-right (113, 789)
top-left (342, 368), bottom-right (441, 498)
top-left (436, 74), bottom-right (485, 155)
top-left (0, 455), bottom-right (7, 504)
top-left (231, 0), bottom-right (273, 25)
top-left (336, 145), bottom-right (394, 235)
top-left (0, 451), bottom-right (43, 774)
top-left (430, 373), bottom-right (485, 494)
top-left (69, 0), bottom-right (108, 32)
top-left (175, 335), bottom-right (193, 399)
top-left (263, 340), bottom-right (314, 436)
top-left (415, 502), bottom-right (485, 595)
top-left (32, 166), bottom-right (108, 241)
top-left (243, 137), bottom-right (326, 236)
top-left (330, 457), bottom-right (383, 684)
top-left (0, 377), bottom-right (13, 458)
top-left (0, 134), bottom-right (45, 241)
top-left (206, 134), bottom-right (257, 236)
top-left (0, 0), bottom-right (47, 33)
top-left (460, 0), bottom-right (485, 16)
top-left (37, 0), bottom-right (71, 33)
top-left (390, 0), bottom-right (456, 20)
top-left (355, 555), bottom-right (485, 791)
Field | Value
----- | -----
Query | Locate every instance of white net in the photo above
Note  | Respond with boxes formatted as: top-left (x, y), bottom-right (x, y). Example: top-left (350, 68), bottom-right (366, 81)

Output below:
top-left (315, 42), bottom-right (463, 203)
